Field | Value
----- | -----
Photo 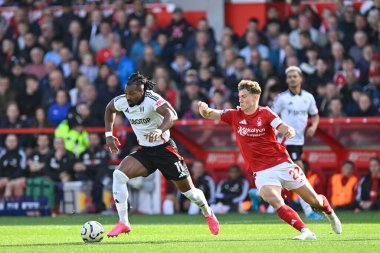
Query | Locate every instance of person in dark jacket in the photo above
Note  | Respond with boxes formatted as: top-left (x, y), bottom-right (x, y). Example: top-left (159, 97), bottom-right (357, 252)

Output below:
top-left (73, 133), bottom-right (108, 212)
top-left (187, 159), bottom-right (216, 214)
top-left (212, 165), bottom-right (249, 213)
top-left (44, 137), bottom-right (75, 183)
top-left (356, 157), bottom-right (380, 211)
top-left (0, 134), bottom-right (27, 199)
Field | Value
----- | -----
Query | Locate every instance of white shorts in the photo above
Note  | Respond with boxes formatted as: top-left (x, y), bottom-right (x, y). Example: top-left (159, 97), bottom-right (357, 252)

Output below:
top-left (254, 162), bottom-right (306, 193)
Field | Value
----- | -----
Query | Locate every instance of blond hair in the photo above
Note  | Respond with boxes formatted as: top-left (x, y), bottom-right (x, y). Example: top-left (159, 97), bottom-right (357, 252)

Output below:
top-left (238, 80), bottom-right (261, 94)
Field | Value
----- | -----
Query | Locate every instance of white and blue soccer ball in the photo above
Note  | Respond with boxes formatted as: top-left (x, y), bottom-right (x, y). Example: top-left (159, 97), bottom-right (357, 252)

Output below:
top-left (81, 221), bottom-right (104, 243)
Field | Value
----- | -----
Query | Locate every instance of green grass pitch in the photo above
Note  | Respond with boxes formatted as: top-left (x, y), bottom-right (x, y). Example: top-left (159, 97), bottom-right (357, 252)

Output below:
top-left (0, 212), bottom-right (379, 253)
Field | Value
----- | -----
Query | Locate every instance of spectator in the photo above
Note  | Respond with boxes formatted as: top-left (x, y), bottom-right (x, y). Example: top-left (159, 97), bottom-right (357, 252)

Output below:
top-left (80, 53), bottom-right (98, 83)
top-left (73, 133), bottom-right (108, 213)
top-left (240, 31), bottom-right (269, 64)
top-left (212, 165), bottom-right (249, 214)
top-left (356, 157), bottom-right (380, 211)
top-left (165, 7), bottom-right (193, 49)
top-left (363, 70), bottom-right (380, 112)
top-left (113, 9), bottom-right (128, 43)
top-left (47, 89), bottom-right (71, 126)
top-left (18, 75), bottom-right (42, 121)
top-left (59, 47), bottom-right (72, 78)
top-left (289, 14), bottom-right (319, 50)
top-left (44, 137), bottom-right (75, 183)
top-left (353, 92), bottom-right (378, 117)
top-left (137, 46), bottom-right (159, 78)
top-left (0, 75), bottom-right (16, 115)
top-left (64, 20), bottom-right (85, 57)
top-left (328, 160), bottom-right (358, 210)
top-left (90, 21), bottom-right (112, 53)
top-left (328, 97), bottom-right (346, 118)
top-left (124, 18), bottom-right (141, 53)
top-left (98, 73), bottom-right (122, 106)
top-left (43, 36), bottom-right (64, 66)
top-left (130, 26), bottom-right (160, 65)
top-left (183, 100), bottom-right (203, 120)
top-left (55, 113), bottom-right (89, 157)
top-left (0, 134), bottom-right (26, 199)
top-left (179, 80), bottom-right (208, 117)
top-left (106, 42), bottom-right (135, 89)
top-left (23, 47), bottom-right (47, 80)
top-left (41, 70), bottom-right (66, 108)
top-left (128, 0), bottom-right (147, 25)
top-left (187, 159), bottom-right (215, 215)
top-left (5, 134), bottom-right (51, 199)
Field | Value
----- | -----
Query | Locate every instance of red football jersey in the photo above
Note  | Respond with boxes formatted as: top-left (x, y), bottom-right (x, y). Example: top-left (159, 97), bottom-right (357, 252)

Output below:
top-left (221, 106), bottom-right (292, 172)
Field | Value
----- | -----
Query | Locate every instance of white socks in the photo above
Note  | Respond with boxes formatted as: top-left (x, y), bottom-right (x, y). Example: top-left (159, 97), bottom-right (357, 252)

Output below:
top-left (113, 169), bottom-right (130, 225)
top-left (183, 188), bottom-right (211, 216)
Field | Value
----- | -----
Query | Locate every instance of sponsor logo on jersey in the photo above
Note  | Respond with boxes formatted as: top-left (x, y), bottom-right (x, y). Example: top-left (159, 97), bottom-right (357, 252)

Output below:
top-left (130, 118), bottom-right (151, 125)
top-left (237, 126), bottom-right (265, 137)
top-left (124, 108), bottom-right (129, 113)
top-left (239, 119), bottom-right (247, 125)
top-left (287, 109), bottom-right (307, 116)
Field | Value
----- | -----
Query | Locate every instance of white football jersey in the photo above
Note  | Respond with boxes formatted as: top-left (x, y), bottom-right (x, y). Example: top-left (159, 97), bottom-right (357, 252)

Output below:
top-left (113, 90), bottom-right (170, 147)
top-left (271, 89), bottom-right (318, 145)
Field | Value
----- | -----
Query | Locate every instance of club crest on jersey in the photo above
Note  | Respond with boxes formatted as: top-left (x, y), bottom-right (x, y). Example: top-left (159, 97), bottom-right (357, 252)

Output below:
top-left (139, 107), bottom-right (144, 112)
top-left (257, 117), bottom-right (262, 127)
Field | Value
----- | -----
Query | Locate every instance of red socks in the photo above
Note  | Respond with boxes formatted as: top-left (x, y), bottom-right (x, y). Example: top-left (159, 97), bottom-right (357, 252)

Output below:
top-left (319, 194), bottom-right (333, 215)
top-left (276, 205), bottom-right (306, 232)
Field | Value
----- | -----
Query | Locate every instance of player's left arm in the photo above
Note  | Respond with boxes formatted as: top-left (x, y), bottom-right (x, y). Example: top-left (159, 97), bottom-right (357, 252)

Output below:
top-left (277, 123), bottom-right (295, 139)
top-left (147, 102), bottom-right (178, 142)
top-left (306, 114), bottom-right (319, 137)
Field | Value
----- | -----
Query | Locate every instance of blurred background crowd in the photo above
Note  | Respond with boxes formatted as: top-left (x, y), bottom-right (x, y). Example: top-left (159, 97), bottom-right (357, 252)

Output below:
top-left (0, 0), bottom-right (379, 214)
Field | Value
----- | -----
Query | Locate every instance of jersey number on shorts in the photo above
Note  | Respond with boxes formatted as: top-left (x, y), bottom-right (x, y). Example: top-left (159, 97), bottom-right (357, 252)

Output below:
top-left (289, 166), bottom-right (304, 182)
top-left (174, 161), bottom-right (187, 178)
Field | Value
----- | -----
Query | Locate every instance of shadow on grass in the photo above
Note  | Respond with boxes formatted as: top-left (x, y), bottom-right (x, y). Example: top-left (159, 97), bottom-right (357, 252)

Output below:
top-left (1, 238), bottom-right (379, 248)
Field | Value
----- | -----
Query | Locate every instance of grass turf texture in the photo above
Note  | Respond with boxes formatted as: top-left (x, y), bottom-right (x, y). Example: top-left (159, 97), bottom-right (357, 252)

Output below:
top-left (0, 212), bottom-right (379, 253)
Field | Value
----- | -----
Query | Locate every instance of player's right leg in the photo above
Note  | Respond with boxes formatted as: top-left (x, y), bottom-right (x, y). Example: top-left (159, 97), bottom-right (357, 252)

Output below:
top-left (108, 155), bottom-right (149, 237)
top-left (259, 185), bottom-right (316, 240)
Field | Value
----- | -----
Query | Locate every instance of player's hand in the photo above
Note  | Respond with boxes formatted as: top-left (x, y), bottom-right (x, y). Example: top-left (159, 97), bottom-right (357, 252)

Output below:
top-left (284, 126), bottom-right (295, 139)
top-left (144, 129), bottom-right (163, 142)
top-left (106, 136), bottom-right (121, 154)
top-left (198, 101), bottom-right (211, 118)
top-left (306, 126), bottom-right (317, 137)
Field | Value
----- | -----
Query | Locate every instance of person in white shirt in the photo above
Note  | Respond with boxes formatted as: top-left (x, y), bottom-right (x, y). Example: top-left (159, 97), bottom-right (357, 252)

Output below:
top-left (104, 73), bottom-right (219, 237)
top-left (272, 66), bottom-right (322, 220)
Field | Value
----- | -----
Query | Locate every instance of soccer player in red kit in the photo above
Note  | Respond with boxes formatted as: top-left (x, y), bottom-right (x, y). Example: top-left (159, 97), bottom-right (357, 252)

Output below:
top-left (198, 80), bottom-right (341, 240)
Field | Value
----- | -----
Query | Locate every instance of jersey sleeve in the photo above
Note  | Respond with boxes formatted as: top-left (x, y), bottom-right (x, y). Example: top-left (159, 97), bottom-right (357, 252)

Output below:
top-left (152, 95), bottom-right (168, 111)
top-left (265, 107), bottom-right (284, 129)
top-left (308, 94), bottom-right (319, 116)
top-left (113, 95), bottom-right (125, 112)
top-left (220, 109), bottom-right (234, 125)
top-left (271, 94), bottom-right (283, 115)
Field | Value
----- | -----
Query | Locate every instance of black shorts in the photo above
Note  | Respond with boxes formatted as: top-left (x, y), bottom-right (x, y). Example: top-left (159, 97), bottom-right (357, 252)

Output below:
top-left (130, 139), bottom-right (190, 181)
top-left (286, 145), bottom-right (303, 161)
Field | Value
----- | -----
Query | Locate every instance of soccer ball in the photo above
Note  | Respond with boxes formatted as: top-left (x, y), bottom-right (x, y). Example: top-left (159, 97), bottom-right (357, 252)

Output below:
top-left (81, 221), bottom-right (104, 243)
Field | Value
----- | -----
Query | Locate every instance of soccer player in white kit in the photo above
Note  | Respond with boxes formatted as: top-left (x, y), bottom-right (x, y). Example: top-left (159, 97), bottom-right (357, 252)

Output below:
top-left (272, 66), bottom-right (322, 219)
top-left (198, 80), bottom-right (341, 240)
top-left (105, 73), bottom-right (219, 237)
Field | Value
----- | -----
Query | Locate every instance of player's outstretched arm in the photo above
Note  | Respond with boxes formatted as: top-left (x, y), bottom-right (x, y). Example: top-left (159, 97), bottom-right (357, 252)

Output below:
top-left (198, 101), bottom-right (222, 120)
top-left (277, 123), bottom-right (295, 139)
top-left (104, 99), bottom-right (121, 153)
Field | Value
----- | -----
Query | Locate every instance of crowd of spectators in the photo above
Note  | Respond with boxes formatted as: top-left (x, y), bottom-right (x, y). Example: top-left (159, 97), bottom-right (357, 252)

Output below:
top-left (0, 0), bottom-right (380, 212)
